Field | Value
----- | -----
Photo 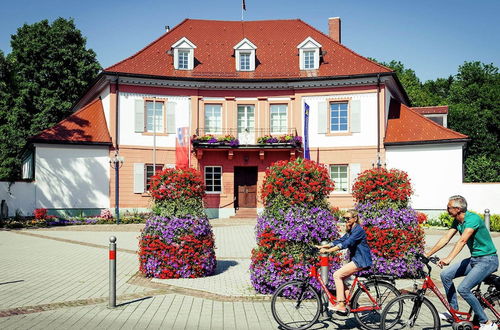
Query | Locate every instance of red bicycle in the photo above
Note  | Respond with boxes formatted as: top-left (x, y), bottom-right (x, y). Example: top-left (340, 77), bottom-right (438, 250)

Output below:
top-left (271, 247), bottom-right (400, 330)
top-left (380, 253), bottom-right (500, 330)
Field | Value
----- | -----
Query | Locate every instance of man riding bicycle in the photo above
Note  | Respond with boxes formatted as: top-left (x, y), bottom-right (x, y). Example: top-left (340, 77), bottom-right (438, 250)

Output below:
top-left (425, 195), bottom-right (498, 330)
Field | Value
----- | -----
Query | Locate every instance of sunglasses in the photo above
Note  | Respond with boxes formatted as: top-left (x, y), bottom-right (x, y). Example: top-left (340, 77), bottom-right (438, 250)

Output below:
top-left (342, 216), bottom-right (355, 221)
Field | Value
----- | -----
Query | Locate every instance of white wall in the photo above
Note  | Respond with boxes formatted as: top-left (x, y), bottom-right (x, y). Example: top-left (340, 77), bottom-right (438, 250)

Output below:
top-left (386, 143), bottom-right (500, 214)
top-left (99, 86), bottom-right (111, 133)
top-left (0, 181), bottom-right (36, 217)
top-left (119, 92), bottom-right (190, 147)
top-left (34, 144), bottom-right (110, 209)
top-left (303, 92), bottom-right (378, 147)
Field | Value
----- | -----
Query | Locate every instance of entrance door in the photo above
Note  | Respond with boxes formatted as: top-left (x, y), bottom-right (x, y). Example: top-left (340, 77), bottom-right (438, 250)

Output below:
top-left (237, 105), bottom-right (255, 144)
top-left (234, 166), bottom-right (258, 208)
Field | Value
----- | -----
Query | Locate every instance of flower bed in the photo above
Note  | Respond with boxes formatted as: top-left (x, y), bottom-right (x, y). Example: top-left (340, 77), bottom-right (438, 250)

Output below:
top-left (353, 168), bottom-right (425, 278)
top-left (250, 158), bottom-right (341, 294)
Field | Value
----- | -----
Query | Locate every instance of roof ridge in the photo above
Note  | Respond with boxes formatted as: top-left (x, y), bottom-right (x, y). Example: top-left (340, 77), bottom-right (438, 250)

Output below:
top-left (296, 19), bottom-right (392, 73)
top-left (402, 103), bottom-right (467, 138)
top-left (412, 105), bottom-right (448, 108)
top-left (105, 18), bottom-right (189, 72)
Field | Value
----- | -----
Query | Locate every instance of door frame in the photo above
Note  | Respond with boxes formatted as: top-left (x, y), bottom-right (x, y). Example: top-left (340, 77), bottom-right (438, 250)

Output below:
top-left (234, 166), bottom-right (258, 208)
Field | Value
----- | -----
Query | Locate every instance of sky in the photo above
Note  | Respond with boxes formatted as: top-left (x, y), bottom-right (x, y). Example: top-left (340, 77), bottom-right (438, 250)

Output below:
top-left (0, 0), bottom-right (499, 82)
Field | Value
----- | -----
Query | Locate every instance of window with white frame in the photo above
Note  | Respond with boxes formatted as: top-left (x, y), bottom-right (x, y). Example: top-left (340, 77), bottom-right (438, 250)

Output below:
top-left (177, 50), bottom-right (189, 70)
top-left (172, 37), bottom-right (196, 70)
top-left (330, 102), bottom-right (349, 132)
top-left (330, 165), bottom-right (348, 192)
top-left (297, 37), bottom-right (322, 70)
top-left (234, 38), bottom-right (257, 71)
top-left (145, 164), bottom-right (163, 191)
top-left (204, 104), bottom-right (222, 134)
top-left (205, 166), bottom-right (222, 193)
top-left (270, 104), bottom-right (288, 133)
top-left (304, 51), bottom-right (315, 69)
top-left (22, 151), bottom-right (34, 180)
top-left (146, 100), bottom-right (164, 132)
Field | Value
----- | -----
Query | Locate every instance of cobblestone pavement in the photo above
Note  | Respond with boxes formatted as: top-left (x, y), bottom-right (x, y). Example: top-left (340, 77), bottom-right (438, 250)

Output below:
top-left (0, 219), bottom-right (498, 329)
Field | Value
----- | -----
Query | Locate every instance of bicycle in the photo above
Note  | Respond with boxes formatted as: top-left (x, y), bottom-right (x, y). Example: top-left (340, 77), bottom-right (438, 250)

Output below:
top-left (380, 253), bottom-right (500, 330)
top-left (271, 246), bottom-right (400, 330)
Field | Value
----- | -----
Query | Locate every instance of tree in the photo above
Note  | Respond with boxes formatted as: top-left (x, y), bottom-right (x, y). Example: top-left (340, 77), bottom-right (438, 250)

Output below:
top-left (0, 18), bottom-right (101, 180)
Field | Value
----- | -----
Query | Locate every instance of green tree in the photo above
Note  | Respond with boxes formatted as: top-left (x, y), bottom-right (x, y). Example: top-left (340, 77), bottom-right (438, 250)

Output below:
top-left (0, 18), bottom-right (101, 180)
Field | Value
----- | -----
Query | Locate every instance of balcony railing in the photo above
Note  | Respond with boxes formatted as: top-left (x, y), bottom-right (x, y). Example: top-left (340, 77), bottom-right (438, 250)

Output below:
top-left (192, 128), bottom-right (301, 148)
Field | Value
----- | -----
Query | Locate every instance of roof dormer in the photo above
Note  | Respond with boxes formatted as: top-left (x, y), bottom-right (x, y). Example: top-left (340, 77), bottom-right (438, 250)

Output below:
top-left (233, 38), bottom-right (257, 71)
top-left (297, 37), bottom-right (322, 70)
top-left (171, 37), bottom-right (196, 70)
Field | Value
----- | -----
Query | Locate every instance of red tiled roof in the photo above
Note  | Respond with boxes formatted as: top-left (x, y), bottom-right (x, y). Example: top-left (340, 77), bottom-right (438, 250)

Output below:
top-left (30, 98), bottom-right (112, 145)
top-left (412, 106), bottom-right (448, 115)
top-left (105, 19), bottom-right (391, 80)
top-left (385, 100), bottom-right (467, 145)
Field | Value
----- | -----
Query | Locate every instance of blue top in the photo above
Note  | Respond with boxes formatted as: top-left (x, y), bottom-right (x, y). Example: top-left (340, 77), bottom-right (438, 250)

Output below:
top-left (330, 224), bottom-right (373, 269)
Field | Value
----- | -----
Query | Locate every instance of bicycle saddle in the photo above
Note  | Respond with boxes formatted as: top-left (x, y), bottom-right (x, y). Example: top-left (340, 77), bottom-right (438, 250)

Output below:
top-left (483, 274), bottom-right (500, 290)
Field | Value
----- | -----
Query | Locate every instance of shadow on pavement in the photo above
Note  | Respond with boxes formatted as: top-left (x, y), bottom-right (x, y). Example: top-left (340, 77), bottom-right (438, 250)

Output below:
top-left (117, 296), bottom-right (152, 307)
top-left (0, 280), bottom-right (24, 285)
top-left (214, 260), bottom-right (238, 274)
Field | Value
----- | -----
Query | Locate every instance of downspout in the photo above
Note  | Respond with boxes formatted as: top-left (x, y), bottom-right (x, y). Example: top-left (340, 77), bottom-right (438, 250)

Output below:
top-left (376, 73), bottom-right (381, 167)
top-left (115, 75), bottom-right (120, 151)
top-left (114, 75), bottom-right (120, 224)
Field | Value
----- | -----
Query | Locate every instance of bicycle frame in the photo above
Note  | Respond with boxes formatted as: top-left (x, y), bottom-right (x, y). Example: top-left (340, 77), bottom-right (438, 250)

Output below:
top-left (309, 265), bottom-right (380, 313)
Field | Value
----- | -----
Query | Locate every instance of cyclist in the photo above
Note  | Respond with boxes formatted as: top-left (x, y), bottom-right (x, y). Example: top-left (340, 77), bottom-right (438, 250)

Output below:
top-left (425, 195), bottom-right (498, 330)
top-left (317, 209), bottom-right (372, 313)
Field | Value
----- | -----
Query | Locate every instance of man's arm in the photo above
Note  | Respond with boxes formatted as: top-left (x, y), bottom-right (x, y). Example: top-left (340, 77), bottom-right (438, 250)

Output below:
top-left (425, 228), bottom-right (458, 257)
top-left (439, 228), bottom-right (475, 266)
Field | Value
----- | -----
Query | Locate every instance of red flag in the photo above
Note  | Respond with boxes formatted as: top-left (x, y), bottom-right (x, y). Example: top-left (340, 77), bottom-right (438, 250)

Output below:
top-left (242, 0), bottom-right (246, 10)
top-left (176, 127), bottom-right (190, 169)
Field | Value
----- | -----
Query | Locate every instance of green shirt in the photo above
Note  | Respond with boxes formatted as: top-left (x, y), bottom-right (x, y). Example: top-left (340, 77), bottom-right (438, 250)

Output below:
top-left (452, 211), bottom-right (497, 257)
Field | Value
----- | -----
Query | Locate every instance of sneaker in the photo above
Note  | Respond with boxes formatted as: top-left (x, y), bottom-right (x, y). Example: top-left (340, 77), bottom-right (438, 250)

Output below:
top-left (438, 311), bottom-right (453, 323)
top-left (479, 322), bottom-right (498, 330)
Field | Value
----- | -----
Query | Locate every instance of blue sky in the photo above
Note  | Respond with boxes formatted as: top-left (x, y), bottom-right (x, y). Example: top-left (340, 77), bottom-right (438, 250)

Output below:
top-left (1, 0), bottom-right (499, 82)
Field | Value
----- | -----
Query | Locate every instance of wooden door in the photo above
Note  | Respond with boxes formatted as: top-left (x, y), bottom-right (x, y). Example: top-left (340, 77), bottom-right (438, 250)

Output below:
top-left (234, 167), bottom-right (258, 208)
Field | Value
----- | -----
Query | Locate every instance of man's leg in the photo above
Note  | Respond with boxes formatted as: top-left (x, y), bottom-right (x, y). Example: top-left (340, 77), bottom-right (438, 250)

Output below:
top-left (457, 255), bottom-right (499, 324)
top-left (440, 258), bottom-right (471, 310)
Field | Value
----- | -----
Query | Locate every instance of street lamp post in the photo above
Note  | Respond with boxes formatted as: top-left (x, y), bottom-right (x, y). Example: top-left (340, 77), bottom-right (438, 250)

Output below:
top-left (109, 152), bottom-right (124, 225)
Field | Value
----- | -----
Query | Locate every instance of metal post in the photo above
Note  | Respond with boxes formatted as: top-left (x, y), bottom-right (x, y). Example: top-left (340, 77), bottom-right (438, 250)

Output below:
top-left (485, 209), bottom-right (491, 232)
top-left (320, 240), bottom-right (329, 285)
top-left (109, 236), bottom-right (117, 308)
top-left (115, 166), bottom-right (120, 225)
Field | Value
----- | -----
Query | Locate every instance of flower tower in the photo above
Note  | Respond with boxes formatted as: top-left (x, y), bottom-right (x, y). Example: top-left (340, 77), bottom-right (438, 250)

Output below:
top-left (138, 168), bottom-right (216, 278)
top-left (352, 167), bottom-right (425, 277)
top-left (250, 158), bottom-right (341, 294)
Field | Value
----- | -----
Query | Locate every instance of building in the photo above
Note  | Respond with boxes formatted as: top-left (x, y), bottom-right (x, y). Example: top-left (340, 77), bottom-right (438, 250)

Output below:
top-left (5, 17), bottom-right (498, 218)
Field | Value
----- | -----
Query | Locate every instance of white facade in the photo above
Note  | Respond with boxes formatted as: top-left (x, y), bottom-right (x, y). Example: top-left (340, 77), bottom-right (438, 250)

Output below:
top-left (304, 92), bottom-right (378, 148)
top-left (386, 143), bottom-right (500, 213)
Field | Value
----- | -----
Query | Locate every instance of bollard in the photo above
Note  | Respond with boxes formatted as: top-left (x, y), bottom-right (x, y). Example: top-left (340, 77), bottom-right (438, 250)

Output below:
top-left (485, 209), bottom-right (491, 232)
top-left (320, 240), bottom-right (329, 286)
top-left (109, 236), bottom-right (117, 308)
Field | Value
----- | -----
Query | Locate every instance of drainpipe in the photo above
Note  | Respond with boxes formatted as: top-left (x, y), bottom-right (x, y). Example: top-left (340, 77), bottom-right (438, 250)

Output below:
top-left (115, 75), bottom-right (120, 224)
top-left (376, 74), bottom-right (381, 168)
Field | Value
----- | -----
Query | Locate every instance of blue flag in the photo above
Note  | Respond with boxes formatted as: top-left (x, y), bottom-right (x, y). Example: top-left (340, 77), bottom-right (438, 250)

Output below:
top-left (304, 102), bottom-right (310, 160)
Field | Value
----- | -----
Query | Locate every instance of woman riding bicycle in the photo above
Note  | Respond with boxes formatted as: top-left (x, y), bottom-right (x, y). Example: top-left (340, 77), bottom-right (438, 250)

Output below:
top-left (317, 209), bottom-right (372, 313)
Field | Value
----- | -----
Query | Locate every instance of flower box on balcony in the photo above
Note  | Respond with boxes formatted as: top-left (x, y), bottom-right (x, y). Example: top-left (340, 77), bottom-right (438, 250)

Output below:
top-left (191, 134), bottom-right (239, 147)
top-left (257, 134), bottom-right (302, 147)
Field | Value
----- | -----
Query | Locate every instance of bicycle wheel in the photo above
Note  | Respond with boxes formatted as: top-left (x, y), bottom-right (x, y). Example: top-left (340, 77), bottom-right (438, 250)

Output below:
top-left (271, 280), bottom-right (321, 330)
top-left (380, 294), bottom-right (440, 330)
top-left (351, 280), bottom-right (400, 329)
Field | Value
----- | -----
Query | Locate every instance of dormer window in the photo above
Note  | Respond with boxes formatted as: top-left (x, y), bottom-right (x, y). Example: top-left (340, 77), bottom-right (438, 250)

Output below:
top-left (297, 37), bottom-right (322, 70)
top-left (234, 38), bottom-right (257, 71)
top-left (171, 37), bottom-right (196, 70)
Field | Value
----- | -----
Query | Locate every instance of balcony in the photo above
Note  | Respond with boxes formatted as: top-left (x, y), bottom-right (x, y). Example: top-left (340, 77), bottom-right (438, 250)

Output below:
top-left (192, 128), bottom-right (302, 149)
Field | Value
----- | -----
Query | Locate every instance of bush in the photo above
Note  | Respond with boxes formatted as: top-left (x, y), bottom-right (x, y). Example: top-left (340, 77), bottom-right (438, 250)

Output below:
top-left (139, 167), bottom-right (216, 279)
top-left (352, 168), bottom-right (413, 208)
top-left (490, 214), bottom-right (500, 232)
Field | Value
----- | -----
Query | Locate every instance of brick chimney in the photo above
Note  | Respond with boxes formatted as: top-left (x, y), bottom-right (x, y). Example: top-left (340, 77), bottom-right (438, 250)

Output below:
top-left (328, 17), bottom-right (341, 43)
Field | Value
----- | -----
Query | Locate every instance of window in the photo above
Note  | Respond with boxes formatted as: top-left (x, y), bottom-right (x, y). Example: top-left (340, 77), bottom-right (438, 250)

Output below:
top-left (146, 100), bottom-right (164, 132)
top-left (330, 102), bottom-right (348, 132)
top-left (204, 104), bottom-right (222, 134)
top-left (145, 164), bottom-right (163, 191)
top-left (330, 165), bottom-right (348, 192)
top-left (239, 52), bottom-right (251, 71)
top-left (205, 166), bottom-right (222, 193)
top-left (304, 51), bottom-right (315, 69)
top-left (178, 50), bottom-right (189, 70)
top-left (22, 151), bottom-right (34, 180)
top-left (270, 104), bottom-right (288, 133)
top-left (172, 37), bottom-right (196, 70)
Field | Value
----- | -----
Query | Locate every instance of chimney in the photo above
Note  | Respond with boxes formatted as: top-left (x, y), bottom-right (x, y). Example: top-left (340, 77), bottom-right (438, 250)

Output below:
top-left (328, 17), bottom-right (341, 43)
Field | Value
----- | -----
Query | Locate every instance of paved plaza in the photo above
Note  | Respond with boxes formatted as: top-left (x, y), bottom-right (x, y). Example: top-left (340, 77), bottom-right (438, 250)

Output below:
top-left (0, 219), bottom-right (498, 329)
